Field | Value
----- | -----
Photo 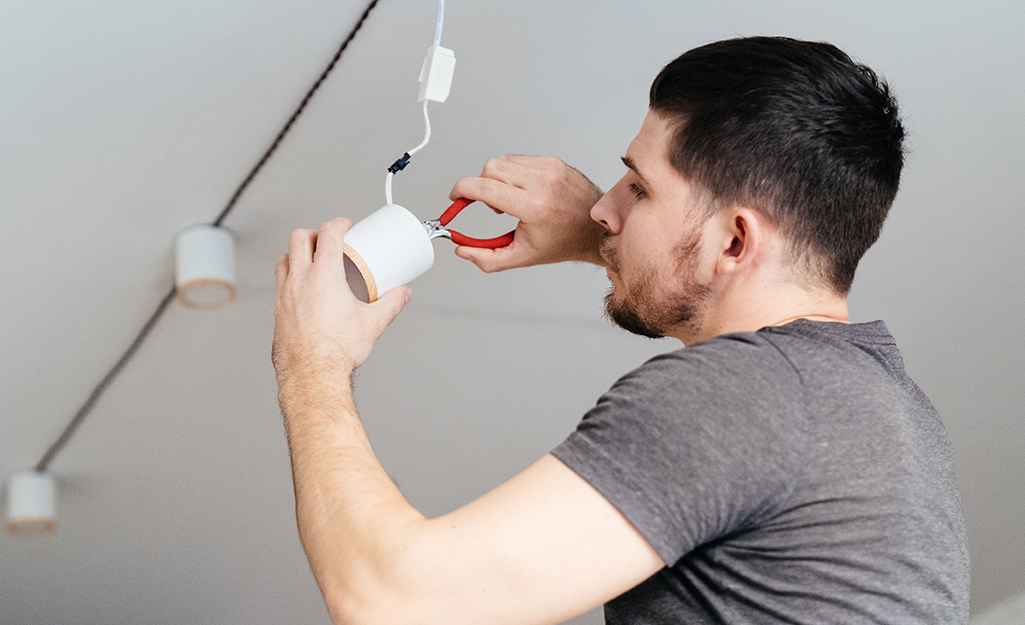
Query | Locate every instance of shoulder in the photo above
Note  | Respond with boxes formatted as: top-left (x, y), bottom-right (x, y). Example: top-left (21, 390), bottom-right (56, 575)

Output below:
top-left (609, 330), bottom-right (805, 411)
top-left (576, 329), bottom-right (812, 470)
top-left (555, 331), bottom-right (814, 561)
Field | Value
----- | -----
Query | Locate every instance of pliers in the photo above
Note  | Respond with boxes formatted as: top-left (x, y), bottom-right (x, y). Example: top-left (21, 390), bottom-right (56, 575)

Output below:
top-left (422, 199), bottom-right (515, 249)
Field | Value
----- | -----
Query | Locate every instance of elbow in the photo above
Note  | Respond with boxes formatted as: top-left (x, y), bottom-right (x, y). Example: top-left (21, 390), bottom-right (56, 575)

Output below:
top-left (306, 518), bottom-right (443, 624)
top-left (318, 558), bottom-right (436, 625)
top-left (322, 585), bottom-right (429, 625)
top-left (321, 582), bottom-right (388, 625)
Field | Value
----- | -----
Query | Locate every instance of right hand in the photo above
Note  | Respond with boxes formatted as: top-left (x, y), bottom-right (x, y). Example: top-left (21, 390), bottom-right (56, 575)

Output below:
top-left (272, 219), bottom-right (411, 383)
top-left (448, 155), bottom-right (606, 273)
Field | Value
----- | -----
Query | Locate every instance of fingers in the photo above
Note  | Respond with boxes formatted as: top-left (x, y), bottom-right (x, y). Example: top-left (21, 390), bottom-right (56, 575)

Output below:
top-left (479, 155), bottom-right (539, 189)
top-left (451, 155), bottom-right (573, 218)
top-left (450, 155), bottom-right (532, 205)
top-left (454, 245), bottom-right (522, 273)
top-left (314, 217), bottom-right (353, 264)
top-left (373, 286), bottom-right (412, 330)
top-left (483, 155), bottom-right (573, 194)
top-left (449, 155), bottom-right (600, 271)
top-left (288, 229), bottom-right (318, 269)
top-left (450, 176), bottom-right (532, 220)
top-left (287, 217), bottom-right (353, 264)
top-left (275, 254), bottom-right (289, 289)
top-left (450, 175), bottom-right (515, 204)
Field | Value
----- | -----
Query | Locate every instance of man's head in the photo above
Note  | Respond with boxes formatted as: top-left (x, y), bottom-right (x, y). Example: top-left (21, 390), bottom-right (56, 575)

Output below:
top-left (593, 37), bottom-right (905, 340)
top-left (649, 36), bottom-right (905, 294)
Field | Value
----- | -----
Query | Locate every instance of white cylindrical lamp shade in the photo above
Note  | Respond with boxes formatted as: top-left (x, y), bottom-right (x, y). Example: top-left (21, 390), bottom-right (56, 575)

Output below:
top-left (175, 224), bottom-right (236, 309)
top-left (6, 470), bottom-right (57, 536)
top-left (343, 204), bottom-right (434, 303)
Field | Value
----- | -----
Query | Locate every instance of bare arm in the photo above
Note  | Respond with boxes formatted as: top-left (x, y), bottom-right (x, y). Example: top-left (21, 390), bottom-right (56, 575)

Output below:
top-left (273, 219), bottom-right (662, 625)
top-left (449, 155), bottom-right (606, 272)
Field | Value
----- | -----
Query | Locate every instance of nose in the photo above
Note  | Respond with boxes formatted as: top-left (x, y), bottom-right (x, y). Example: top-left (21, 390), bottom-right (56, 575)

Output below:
top-left (590, 179), bottom-right (625, 235)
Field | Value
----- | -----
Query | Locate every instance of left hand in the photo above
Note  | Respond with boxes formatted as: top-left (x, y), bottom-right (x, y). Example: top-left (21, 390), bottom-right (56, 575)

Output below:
top-left (272, 217), bottom-right (411, 387)
top-left (448, 156), bottom-right (605, 272)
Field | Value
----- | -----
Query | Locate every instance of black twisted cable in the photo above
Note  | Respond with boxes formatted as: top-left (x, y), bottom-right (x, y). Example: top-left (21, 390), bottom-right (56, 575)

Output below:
top-left (34, 0), bottom-right (382, 472)
top-left (35, 287), bottom-right (177, 472)
top-left (213, 0), bottom-right (380, 227)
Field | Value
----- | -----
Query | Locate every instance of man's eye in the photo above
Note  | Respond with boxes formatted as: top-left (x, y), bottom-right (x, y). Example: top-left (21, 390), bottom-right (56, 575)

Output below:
top-left (629, 183), bottom-right (646, 198)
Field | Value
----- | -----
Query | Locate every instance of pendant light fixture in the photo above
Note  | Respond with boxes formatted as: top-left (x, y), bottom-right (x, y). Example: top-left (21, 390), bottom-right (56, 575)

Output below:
top-left (175, 224), bottom-right (236, 309)
top-left (5, 469), bottom-right (57, 537)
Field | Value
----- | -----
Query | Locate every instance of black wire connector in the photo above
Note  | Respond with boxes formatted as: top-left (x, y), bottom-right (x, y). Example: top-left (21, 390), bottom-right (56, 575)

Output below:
top-left (388, 152), bottom-right (412, 173)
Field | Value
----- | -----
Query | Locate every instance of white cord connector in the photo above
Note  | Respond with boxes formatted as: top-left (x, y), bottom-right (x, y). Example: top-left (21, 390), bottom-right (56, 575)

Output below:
top-left (384, 0), bottom-right (451, 206)
top-left (417, 45), bottom-right (456, 103)
top-left (384, 101), bottom-right (431, 205)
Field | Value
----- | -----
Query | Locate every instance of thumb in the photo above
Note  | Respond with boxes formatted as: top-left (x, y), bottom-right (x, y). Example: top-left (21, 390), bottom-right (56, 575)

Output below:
top-left (455, 246), bottom-right (512, 273)
top-left (372, 286), bottom-right (412, 329)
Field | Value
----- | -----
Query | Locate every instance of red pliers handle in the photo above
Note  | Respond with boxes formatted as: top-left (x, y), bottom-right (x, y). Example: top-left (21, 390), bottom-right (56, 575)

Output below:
top-left (430, 198), bottom-right (515, 249)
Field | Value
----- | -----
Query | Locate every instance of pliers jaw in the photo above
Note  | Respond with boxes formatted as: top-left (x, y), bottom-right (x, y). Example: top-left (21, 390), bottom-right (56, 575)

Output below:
top-left (424, 200), bottom-right (515, 249)
top-left (422, 219), bottom-right (452, 241)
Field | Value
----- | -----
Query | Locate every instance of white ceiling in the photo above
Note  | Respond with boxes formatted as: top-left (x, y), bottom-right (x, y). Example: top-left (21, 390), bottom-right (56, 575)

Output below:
top-left (2, 1), bottom-right (1023, 623)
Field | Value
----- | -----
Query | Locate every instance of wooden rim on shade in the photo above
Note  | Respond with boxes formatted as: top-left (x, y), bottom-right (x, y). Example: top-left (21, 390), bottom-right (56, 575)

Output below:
top-left (6, 517), bottom-right (56, 536)
top-left (175, 278), bottom-right (237, 309)
top-left (343, 244), bottom-right (378, 303)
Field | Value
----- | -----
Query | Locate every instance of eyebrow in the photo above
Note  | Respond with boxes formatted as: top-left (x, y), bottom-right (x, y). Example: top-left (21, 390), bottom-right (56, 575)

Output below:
top-left (621, 156), bottom-right (648, 185)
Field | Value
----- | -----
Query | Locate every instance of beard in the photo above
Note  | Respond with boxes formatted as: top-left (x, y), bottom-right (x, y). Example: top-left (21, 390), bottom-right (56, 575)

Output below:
top-left (601, 231), bottom-right (712, 339)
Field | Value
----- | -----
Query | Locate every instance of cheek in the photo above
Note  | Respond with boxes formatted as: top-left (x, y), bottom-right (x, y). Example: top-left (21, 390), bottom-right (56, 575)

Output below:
top-left (615, 231), bottom-right (646, 273)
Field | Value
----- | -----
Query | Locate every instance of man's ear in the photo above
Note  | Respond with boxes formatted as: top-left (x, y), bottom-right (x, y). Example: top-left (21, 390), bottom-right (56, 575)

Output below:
top-left (714, 207), bottom-right (773, 276)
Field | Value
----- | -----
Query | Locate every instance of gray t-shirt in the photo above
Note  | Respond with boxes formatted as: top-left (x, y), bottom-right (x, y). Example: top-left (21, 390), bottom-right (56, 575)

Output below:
top-left (552, 320), bottom-right (969, 624)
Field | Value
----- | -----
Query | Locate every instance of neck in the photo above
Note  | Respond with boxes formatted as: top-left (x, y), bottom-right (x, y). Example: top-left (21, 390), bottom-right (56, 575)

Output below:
top-left (669, 281), bottom-right (849, 345)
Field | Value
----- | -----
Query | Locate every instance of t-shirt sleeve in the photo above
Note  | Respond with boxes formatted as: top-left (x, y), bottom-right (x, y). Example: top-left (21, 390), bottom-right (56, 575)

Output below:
top-left (551, 334), bottom-right (808, 566)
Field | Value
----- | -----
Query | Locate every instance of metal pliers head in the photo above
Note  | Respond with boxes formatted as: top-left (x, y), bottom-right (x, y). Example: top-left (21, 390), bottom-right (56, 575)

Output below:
top-left (422, 199), bottom-right (515, 249)
top-left (422, 218), bottom-right (452, 241)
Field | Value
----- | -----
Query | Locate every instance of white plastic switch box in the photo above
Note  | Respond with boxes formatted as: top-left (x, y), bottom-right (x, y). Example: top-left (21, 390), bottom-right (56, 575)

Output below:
top-left (418, 45), bottom-right (456, 103)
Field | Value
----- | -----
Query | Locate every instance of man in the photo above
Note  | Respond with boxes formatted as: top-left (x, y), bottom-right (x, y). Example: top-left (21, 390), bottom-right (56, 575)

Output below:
top-left (272, 37), bottom-right (969, 624)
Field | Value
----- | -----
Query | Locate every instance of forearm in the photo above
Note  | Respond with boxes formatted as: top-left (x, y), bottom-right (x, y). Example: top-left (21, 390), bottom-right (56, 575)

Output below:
top-left (278, 370), bottom-right (423, 621)
top-left (276, 372), bottom-right (663, 625)
top-left (270, 217), bottom-right (659, 625)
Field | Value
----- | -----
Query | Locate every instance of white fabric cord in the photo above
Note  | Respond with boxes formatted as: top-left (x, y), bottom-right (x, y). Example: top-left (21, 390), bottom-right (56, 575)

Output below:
top-left (408, 100), bottom-right (431, 156)
top-left (434, 0), bottom-right (445, 46)
top-left (384, 101), bottom-right (431, 205)
top-left (382, 0), bottom-right (443, 206)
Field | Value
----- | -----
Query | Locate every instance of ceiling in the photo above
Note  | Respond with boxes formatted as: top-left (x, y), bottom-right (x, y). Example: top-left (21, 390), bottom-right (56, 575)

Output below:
top-left (2, 1), bottom-right (1023, 623)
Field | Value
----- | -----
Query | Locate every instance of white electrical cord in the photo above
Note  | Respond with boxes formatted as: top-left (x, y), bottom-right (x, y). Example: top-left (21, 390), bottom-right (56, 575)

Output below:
top-left (385, 101), bottom-right (431, 205)
top-left (434, 0), bottom-right (445, 46)
top-left (385, 0), bottom-right (444, 206)
top-left (410, 99), bottom-right (433, 156)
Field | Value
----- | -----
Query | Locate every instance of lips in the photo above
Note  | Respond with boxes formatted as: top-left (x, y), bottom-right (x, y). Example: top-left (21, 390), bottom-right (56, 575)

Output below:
top-left (598, 233), bottom-right (619, 276)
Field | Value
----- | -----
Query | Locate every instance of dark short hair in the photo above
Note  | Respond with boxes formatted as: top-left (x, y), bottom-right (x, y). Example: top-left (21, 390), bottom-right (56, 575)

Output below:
top-left (649, 36), bottom-right (905, 294)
